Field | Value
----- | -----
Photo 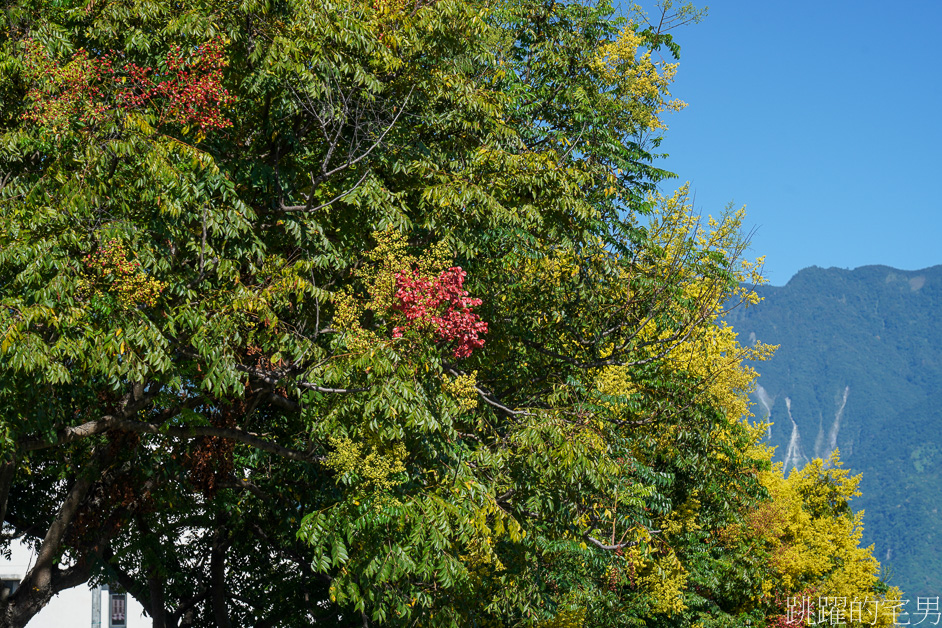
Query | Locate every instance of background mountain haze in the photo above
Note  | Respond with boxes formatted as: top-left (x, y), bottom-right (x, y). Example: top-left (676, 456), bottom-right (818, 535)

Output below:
top-left (726, 264), bottom-right (942, 597)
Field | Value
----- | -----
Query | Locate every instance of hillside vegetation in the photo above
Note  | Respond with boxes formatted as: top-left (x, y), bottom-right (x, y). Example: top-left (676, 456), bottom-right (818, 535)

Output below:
top-left (727, 264), bottom-right (942, 598)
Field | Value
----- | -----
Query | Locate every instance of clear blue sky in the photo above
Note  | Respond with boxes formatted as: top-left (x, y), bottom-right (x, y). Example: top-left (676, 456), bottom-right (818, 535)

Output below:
top-left (649, 0), bottom-right (942, 286)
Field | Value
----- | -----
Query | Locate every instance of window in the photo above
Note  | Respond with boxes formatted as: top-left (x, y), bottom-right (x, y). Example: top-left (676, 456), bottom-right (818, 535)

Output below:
top-left (110, 593), bottom-right (127, 627)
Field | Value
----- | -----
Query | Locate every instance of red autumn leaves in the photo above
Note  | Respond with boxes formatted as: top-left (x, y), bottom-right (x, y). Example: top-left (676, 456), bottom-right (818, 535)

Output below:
top-left (121, 39), bottom-right (232, 131)
top-left (20, 40), bottom-right (113, 130)
top-left (391, 267), bottom-right (488, 359)
top-left (20, 38), bottom-right (232, 132)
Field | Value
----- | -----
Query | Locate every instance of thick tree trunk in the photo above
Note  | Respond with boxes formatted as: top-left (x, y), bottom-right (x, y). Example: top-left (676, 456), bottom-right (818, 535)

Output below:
top-left (0, 563), bottom-right (91, 628)
top-left (148, 572), bottom-right (168, 628)
top-left (0, 472), bottom-right (94, 627)
top-left (0, 457), bottom-right (15, 528)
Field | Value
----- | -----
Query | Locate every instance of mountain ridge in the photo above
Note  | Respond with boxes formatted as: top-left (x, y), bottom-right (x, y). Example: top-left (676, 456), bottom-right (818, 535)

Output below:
top-left (769, 263), bottom-right (942, 288)
top-left (725, 263), bottom-right (942, 596)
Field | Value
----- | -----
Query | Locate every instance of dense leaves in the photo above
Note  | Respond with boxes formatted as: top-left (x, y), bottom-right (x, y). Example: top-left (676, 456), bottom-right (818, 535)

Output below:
top-left (0, 0), bottom-right (897, 626)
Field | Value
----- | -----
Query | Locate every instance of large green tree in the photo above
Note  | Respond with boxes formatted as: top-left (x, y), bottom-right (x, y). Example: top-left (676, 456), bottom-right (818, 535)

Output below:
top-left (0, 0), bottom-right (897, 627)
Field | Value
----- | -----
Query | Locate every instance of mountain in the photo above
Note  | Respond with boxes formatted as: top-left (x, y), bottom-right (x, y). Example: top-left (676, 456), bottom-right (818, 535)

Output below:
top-left (724, 264), bottom-right (942, 597)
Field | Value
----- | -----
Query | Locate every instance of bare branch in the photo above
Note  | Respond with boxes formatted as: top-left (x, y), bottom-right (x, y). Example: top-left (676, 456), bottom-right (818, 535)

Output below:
top-left (278, 169), bottom-right (369, 213)
top-left (237, 363), bottom-right (368, 395)
top-left (475, 387), bottom-right (533, 416)
top-left (584, 529), bottom-right (660, 551)
top-left (19, 416), bottom-right (323, 464)
top-left (282, 80), bottom-right (415, 212)
top-left (444, 364), bottom-right (533, 416)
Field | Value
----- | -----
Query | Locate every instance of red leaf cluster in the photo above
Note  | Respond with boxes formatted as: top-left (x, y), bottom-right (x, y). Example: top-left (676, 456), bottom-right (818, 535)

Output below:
top-left (120, 39), bottom-right (233, 130)
top-left (20, 38), bottom-right (232, 132)
top-left (20, 40), bottom-right (113, 129)
top-left (392, 267), bottom-right (488, 359)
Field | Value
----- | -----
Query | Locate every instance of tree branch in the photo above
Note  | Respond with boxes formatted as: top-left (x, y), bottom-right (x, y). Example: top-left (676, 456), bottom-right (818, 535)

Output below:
top-left (278, 169), bottom-right (370, 213)
top-left (20, 417), bottom-right (323, 464)
top-left (583, 530), bottom-right (660, 551)
top-left (19, 416), bottom-right (123, 452)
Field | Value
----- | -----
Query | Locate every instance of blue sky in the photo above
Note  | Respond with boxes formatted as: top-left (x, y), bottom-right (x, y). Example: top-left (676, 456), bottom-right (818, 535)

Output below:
top-left (649, 0), bottom-right (942, 286)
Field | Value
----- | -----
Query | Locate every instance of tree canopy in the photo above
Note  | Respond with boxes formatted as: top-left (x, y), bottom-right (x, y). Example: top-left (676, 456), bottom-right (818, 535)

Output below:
top-left (0, 0), bottom-right (900, 626)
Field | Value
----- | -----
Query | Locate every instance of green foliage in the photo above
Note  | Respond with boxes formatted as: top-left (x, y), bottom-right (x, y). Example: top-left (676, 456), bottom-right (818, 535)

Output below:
top-left (0, 0), bottom-right (897, 626)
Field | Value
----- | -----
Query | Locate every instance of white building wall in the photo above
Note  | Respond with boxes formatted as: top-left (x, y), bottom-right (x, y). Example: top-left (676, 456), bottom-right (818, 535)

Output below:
top-left (2, 541), bottom-right (146, 627)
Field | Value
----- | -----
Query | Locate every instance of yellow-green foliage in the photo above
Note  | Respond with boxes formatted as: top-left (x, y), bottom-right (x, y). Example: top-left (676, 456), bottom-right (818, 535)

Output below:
top-left (672, 321), bottom-right (771, 421)
top-left (649, 185), bottom-right (776, 419)
top-left (645, 184), bottom-right (766, 305)
top-left (324, 435), bottom-right (408, 494)
top-left (593, 186), bottom-right (900, 624)
top-left (638, 550), bottom-right (687, 615)
top-left (81, 239), bottom-right (165, 309)
top-left (622, 535), bottom-right (688, 616)
top-left (536, 606), bottom-right (586, 628)
top-left (740, 451), bottom-right (903, 626)
top-left (597, 186), bottom-right (776, 423)
top-left (591, 23), bottom-right (683, 131)
top-left (597, 317), bottom-right (773, 427)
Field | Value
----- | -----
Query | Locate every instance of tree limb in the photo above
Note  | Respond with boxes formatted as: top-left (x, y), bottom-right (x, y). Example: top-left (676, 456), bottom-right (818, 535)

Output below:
top-left (584, 528), bottom-right (661, 551)
top-left (20, 417), bottom-right (323, 464)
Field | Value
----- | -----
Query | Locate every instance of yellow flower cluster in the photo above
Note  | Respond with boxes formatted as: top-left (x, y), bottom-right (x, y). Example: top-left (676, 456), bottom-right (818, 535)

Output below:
top-left (536, 607), bottom-right (586, 628)
top-left (592, 24), bottom-right (684, 131)
top-left (442, 371), bottom-right (479, 412)
top-left (634, 547), bottom-right (688, 615)
top-left (324, 435), bottom-right (407, 494)
top-left (616, 527), bottom-right (688, 616)
top-left (81, 239), bottom-right (165, 309)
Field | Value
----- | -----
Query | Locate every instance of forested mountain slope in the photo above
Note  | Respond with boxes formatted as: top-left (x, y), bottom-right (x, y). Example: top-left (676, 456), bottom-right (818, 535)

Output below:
top-left (726, 264), bottom-right (942, 596)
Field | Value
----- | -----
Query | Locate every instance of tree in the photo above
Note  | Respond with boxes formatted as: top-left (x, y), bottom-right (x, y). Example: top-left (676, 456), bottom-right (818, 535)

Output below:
top-left (755, 453), bottom-right (903, 628)
top-left (0, 0), bottom-right (897, 626)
